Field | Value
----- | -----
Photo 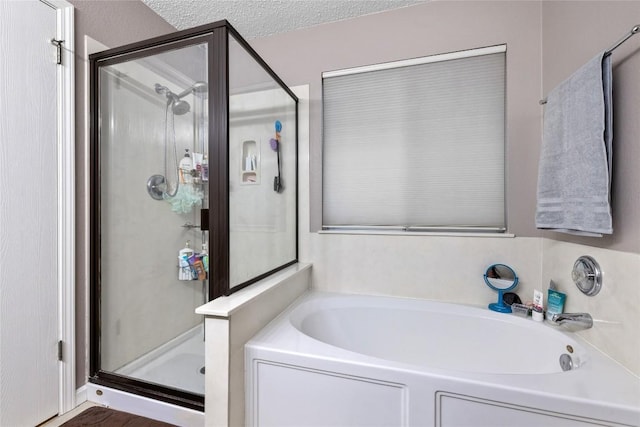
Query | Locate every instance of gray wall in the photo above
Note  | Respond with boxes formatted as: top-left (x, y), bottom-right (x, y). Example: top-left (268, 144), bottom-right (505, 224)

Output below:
top-left (68, 0), bottom-right (175, 388)
top-left (250, 0), bottom-right (640, 254)
top-left (541, 1), bottom-right (640, 253)
top-left (249, 1), bottom-right (544, 239)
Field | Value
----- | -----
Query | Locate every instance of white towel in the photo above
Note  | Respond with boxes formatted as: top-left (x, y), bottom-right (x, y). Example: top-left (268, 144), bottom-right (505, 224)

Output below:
top-left (535, 52), bottom-right (613, 236)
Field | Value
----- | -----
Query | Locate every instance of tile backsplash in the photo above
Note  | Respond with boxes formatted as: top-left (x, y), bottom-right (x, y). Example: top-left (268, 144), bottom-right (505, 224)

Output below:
top-left (542, 239), bottom-right (640, 376)
top-left (306, 233), bottom-right (639, 376)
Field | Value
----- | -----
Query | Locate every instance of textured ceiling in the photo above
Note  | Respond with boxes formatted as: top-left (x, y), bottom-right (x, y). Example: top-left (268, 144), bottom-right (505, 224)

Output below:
top-left (142, 0), bottom-right (427, 39)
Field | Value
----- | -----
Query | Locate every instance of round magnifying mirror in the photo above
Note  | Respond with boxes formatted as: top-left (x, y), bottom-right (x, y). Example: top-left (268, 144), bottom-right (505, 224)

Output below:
top-left (484, 264), bottom-right (519, 313)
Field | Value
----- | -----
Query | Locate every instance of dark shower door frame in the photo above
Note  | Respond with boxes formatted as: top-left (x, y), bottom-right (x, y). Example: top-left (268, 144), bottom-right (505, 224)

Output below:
top-left (89, 20), bottom-right (298, 410)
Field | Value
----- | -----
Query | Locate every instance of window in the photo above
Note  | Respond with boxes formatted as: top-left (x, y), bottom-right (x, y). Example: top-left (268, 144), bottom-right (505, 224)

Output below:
top-left (322, 45), bottom-right (506, 232)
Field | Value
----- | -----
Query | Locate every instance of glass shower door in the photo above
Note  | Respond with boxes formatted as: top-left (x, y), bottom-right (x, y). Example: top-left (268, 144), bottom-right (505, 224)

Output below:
top-left (91, 21), bottom-right (298, 411)
top-left (97, 40), bottom-right (209, 397)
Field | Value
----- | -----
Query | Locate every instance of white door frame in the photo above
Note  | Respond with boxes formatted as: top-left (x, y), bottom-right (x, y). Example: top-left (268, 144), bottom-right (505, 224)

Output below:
top-left (41, 0), bottom-right (76, 415)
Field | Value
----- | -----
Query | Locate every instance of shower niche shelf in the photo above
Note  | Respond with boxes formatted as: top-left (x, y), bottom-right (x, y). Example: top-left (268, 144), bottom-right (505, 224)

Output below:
top-left (241, 139), bottom-right (260, 185)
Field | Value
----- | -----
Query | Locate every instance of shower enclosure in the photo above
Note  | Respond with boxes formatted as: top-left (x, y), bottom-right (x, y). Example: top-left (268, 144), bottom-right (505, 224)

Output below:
top-left (89, 21), bottom-right (297, 410)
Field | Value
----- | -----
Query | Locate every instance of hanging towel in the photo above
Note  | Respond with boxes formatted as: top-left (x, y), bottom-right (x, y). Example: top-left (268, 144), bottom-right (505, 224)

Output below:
top-left (535, 52), bottom-right (613, 236)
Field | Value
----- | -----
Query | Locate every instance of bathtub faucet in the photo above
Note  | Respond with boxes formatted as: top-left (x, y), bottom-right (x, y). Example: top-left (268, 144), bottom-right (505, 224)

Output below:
top-left (550, 312), bottom-right (593, 331)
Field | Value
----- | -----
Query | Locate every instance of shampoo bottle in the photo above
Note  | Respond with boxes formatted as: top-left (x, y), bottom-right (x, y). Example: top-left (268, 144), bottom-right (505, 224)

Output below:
top-left (201, 242), bottom-right (209, 273)
top-left (179, 149), bottom-right (193, 184)
top-left (201, 154), bottom-right (209, 182)
top-left (178, 241), bottom-right (194, 280)
top-left (192, 152), bottom-right (203, 182)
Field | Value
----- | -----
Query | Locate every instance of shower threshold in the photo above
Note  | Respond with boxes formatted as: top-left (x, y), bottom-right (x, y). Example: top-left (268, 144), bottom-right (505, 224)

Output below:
top-left (115, 324), bottom-right (205, 395)
top-left (86, 382), bottom-right (205, 425)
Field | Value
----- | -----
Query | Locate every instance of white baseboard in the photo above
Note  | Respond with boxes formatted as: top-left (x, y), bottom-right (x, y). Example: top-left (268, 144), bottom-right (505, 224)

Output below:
top-left (86, 383), bottom-right (204, 426)
top-left (75, 385), bottom-right (88, 405)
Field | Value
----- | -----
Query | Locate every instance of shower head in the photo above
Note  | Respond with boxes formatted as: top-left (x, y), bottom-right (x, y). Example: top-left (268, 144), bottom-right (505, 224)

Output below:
top-left (171, 99), bottom-right (191, 115)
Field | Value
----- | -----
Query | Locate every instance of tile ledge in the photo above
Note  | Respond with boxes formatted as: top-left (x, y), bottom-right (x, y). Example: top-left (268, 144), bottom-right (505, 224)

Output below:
top-left (195, 263), bottom-right (312, 318)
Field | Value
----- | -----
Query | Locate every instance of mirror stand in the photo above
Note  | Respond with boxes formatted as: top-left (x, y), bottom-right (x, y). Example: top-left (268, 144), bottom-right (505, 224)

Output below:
top-left (484, 263), bottom-right (519, 314)
top-left (488, 289), bottom-right (513, 313)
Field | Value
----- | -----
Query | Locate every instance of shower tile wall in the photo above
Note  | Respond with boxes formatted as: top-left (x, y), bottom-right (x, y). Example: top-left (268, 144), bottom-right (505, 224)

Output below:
top-left (100, 70), bottom-right (203, 372)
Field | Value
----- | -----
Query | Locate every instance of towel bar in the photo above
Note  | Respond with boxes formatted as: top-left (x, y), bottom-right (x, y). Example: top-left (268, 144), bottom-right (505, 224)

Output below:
top-left (540, 24), bottom-right (639, 105)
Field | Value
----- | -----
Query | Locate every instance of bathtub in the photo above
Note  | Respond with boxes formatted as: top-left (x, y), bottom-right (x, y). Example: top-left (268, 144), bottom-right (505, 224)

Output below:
top-left (245, 292), bottom-right (640, 427)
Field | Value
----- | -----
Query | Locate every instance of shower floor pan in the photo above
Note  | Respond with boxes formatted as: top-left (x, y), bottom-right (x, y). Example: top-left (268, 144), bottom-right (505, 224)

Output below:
top-left (116, 324), bottom-right (205, 395)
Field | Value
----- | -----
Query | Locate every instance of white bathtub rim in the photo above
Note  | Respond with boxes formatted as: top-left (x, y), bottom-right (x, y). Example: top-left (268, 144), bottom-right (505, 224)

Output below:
top-left (288, 292), bottom-right (592, 374)
top-left (288, 294), bottom-right (591, 375)
top-left (247, 291), bottom-right (640, 412)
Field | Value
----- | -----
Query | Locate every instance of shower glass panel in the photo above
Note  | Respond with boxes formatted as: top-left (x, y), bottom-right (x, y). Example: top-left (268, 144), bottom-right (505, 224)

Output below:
top-left (91, 21), bottom-right (297, 411)
top-left (228, 34), bottom-right (297, 290)
top-left (98, 41), bottom-right (209, 396)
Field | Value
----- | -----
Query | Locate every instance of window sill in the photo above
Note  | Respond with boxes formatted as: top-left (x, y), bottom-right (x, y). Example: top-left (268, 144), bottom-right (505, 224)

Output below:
top-left (317, 230), bottom-right (515, 238)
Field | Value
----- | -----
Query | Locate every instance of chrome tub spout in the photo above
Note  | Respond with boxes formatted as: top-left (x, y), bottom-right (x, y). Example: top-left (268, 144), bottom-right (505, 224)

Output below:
top-left (550, 313), bottom-right (593, 331)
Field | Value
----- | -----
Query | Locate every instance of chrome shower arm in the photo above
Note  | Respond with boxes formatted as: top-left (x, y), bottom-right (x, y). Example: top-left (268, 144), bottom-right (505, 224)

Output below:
top-left (175, 81), bottom-right (208, 99)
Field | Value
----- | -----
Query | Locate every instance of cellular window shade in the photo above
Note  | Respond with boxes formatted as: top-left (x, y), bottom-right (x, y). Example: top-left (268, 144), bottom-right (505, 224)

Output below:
top-left (322, 47), bottom-right (506, 230)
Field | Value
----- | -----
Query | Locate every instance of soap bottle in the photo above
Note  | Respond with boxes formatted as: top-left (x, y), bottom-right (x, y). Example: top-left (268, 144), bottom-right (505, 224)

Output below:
top-left (201, 154), bottom-right (209, 182)
top-left (179, 149), bottom-right (193, 184)
top-left (201, 241), bottom-right (209, 273)
top-left (178, 241), bottom-right (194, 280)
